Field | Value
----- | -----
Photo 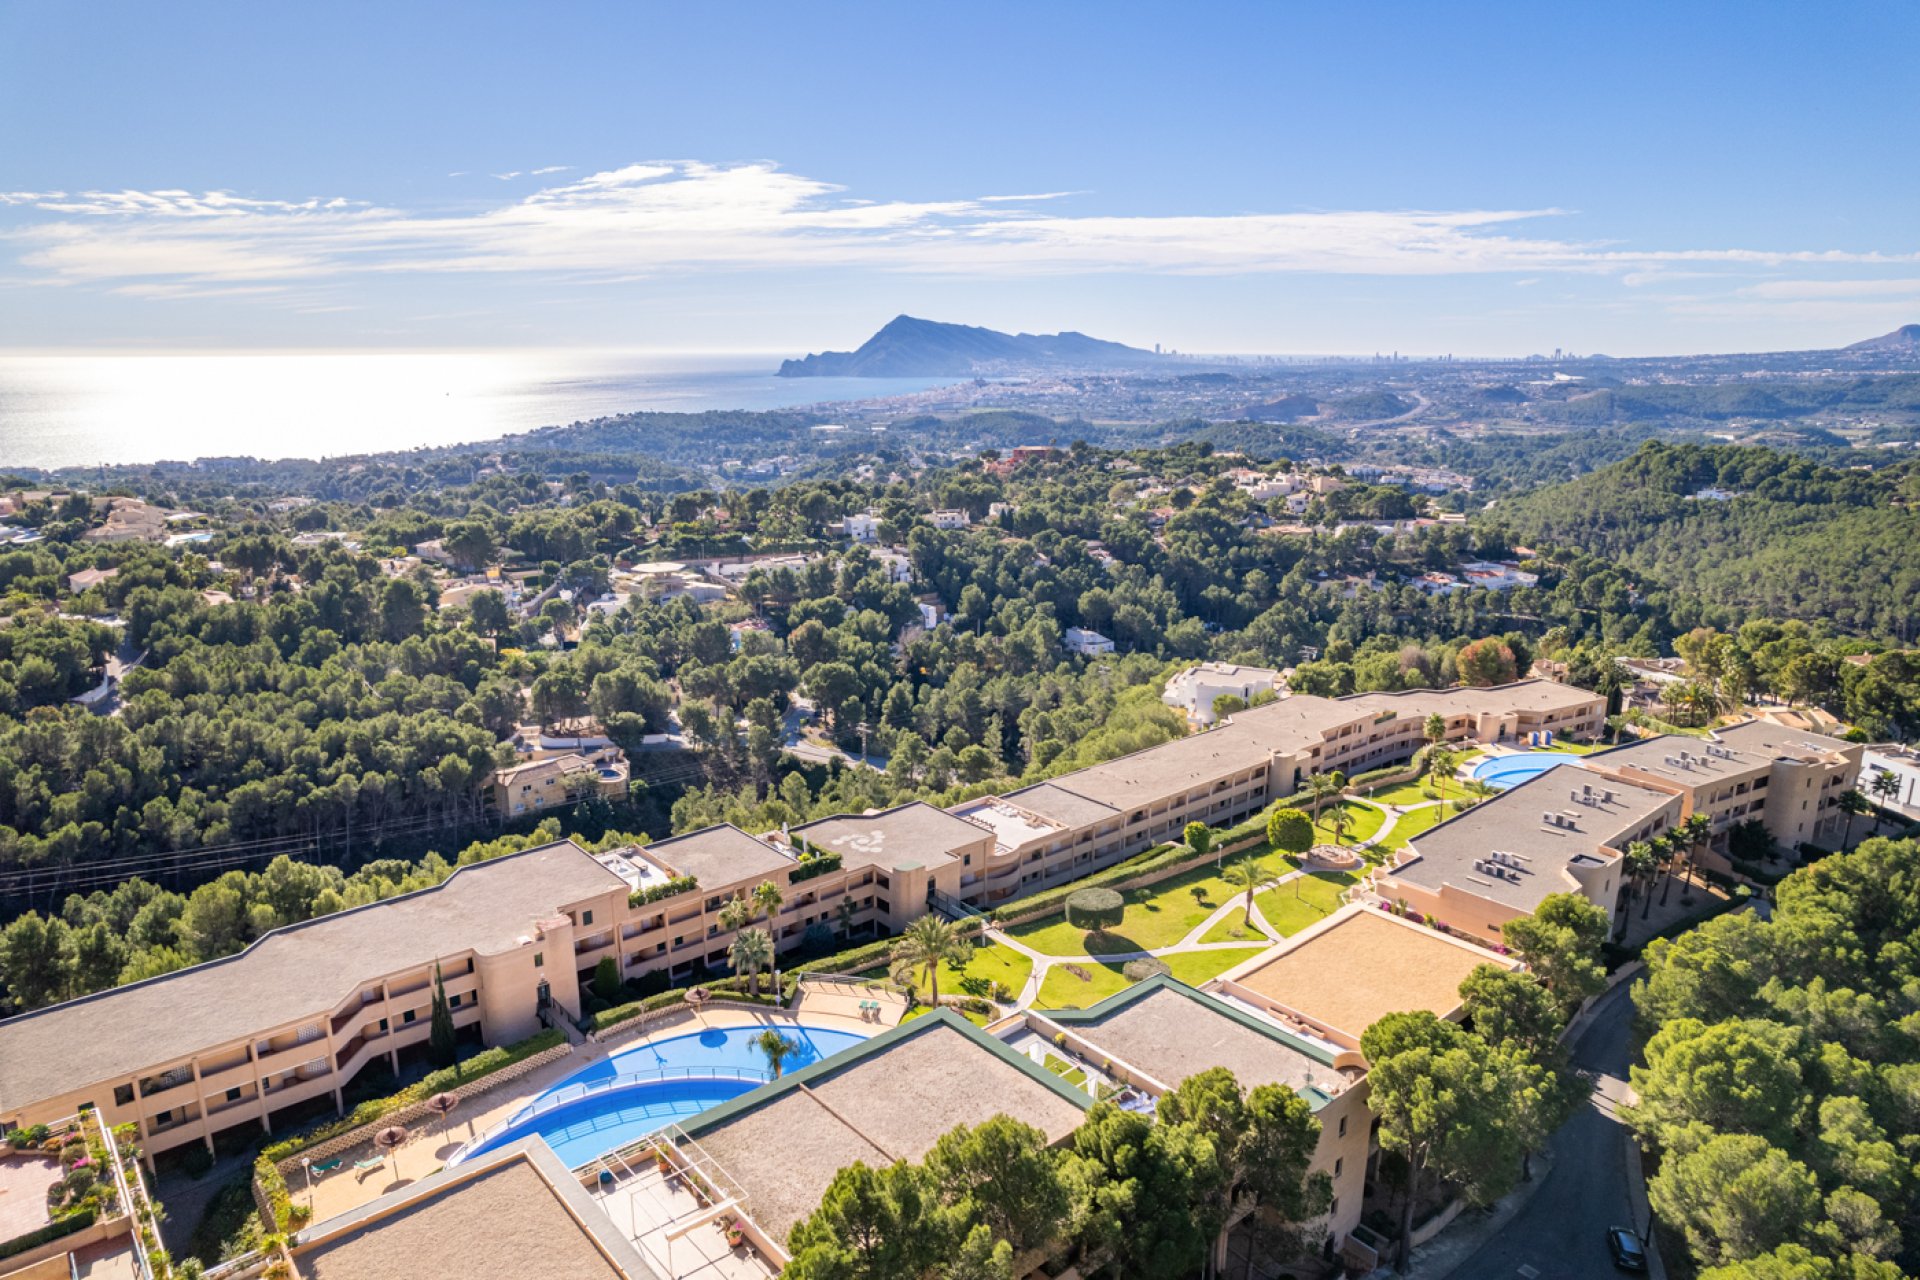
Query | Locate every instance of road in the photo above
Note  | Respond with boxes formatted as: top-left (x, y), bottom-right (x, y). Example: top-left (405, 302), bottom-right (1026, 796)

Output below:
top-left (781, 699), bottom-right (887, 770)
top-left (1441, 976), bottom-right (1659, 1280)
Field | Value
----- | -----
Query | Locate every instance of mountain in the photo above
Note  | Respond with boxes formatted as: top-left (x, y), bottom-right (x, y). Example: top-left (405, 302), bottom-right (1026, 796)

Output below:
top-left (1846, 324), bottom-right (1920, 353)
top-left (777, 315), bottom-right (1166, 377)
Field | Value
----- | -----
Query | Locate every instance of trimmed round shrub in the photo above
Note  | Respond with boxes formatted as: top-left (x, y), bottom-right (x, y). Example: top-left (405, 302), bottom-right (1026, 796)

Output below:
top-left (1122, 957), bottom-right (1171, 982)
top-left (1065, 887), bottom-right (1125, 932)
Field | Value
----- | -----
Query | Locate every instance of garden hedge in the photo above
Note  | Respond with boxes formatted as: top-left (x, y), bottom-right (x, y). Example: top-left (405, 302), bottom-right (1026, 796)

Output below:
top-left (0, 1207), bottom-right (96, 1262)
top-left (259, 1028), bottom-right (564, 1164)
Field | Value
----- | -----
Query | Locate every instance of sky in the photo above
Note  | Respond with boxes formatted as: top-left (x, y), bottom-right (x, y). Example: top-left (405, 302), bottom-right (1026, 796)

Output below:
top-left (3, 1), bottom-right (1918, 358)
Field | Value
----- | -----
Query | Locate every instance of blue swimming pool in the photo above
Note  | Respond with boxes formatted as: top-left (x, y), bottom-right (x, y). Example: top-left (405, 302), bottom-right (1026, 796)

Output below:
top-left (1468, 752), bottom-right (1587, 790)
top-left (453, 1023), bottom-right (869, 1168)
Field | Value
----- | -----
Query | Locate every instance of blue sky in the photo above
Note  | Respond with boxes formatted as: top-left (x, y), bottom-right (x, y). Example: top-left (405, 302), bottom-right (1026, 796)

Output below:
top-left (3, 1), bottom-right (1917, 357)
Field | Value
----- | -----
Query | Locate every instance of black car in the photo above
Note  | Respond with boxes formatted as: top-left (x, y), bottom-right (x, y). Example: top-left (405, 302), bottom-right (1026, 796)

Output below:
top-left (1607, 1226), bottom-right (1648, 1272)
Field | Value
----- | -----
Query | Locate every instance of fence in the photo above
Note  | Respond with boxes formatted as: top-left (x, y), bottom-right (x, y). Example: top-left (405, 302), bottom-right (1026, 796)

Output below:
top-left (589, 997), bottom-right (789, 1051)
top-left (269, 1040), bottom-right (575, 1175)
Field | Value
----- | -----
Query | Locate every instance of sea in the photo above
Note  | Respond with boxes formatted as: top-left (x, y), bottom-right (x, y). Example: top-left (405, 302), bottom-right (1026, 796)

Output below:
top-left (0, 352), bottom-right (959, 470)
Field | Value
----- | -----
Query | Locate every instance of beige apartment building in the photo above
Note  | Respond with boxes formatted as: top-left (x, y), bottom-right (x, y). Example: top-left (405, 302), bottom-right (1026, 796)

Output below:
top-left (0, 681), bottom-right (1604, 1159)
top-left (1370, 719), bottom-right (1862, 939)
top-left (954, 679), bottom-right (1605, 907)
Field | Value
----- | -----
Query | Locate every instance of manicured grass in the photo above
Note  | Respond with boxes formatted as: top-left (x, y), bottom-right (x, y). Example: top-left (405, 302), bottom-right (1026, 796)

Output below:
top-left (1362, 778), bottom-right (1439, 807)
top-left (1006, 847), bottom-right (1298, 957)
top-left (890, 940), bottom-right (1034, 1005)
top-left (1198, 911), bottom-right (1270, 945)
top-left (904, 1003), bottom-right (991, 1026)
top-left (1528, 739), bottom-right (1608, 755)
top-left (1255, 872), bottom-right (1359, 937)
top-left (1035, 960), bottom-right (1132, 1008)
top-left (1374, 802), bottom-right (1449, 850)
top-left (1033, 946), bottom-right (1268, 1009)
top-left (1166, 947), bottom-right (1265, 986)
top-left (1312, 800), bottom-right (1384, 846)
top-left (1043, 1054), bottom-right (1089, 1087)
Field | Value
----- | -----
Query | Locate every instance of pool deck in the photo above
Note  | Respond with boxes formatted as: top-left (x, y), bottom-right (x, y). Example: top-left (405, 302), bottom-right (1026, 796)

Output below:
top-left (300, 1006), bottom-right (880, 1226)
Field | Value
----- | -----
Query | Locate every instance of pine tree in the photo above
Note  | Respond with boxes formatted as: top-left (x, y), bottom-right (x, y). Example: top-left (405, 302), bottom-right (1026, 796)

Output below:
top-left (428, 962), bottom-right (459, 1069)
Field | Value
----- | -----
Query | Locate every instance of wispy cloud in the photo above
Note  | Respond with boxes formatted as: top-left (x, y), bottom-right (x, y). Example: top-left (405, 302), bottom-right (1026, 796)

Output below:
top-left (2, 161), bottom-right (1914, 299)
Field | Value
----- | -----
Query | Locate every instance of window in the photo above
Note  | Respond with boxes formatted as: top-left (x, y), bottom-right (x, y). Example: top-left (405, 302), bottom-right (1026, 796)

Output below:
top-left (533, 952), bottom-right (544, 968)
top-left (449, 994), bottom-right (462, 1009)
top-left (378, 1018), bottom-right (389, 1033)
top-left (1334, 1157), bottom-right (1343, 1178)
top-left (114, 1084), bottom-right (134, 1107)
top-left (226, 1086), bottom-right (242, 1103)
top-left (581, 909), bottom-right (594, 926)
top-left (402, 1009), bottom-right (417, 1025)
top-left (1338, 1115), bottom-right (1347, 1138)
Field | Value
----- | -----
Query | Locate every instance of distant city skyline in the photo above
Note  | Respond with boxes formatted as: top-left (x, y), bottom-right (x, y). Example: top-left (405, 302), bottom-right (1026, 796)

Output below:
top-left (3, 1), bottom-right (1917, 357)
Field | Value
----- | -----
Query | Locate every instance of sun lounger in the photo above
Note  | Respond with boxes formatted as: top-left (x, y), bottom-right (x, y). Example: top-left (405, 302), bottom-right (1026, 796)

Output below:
top-left (311, 1159), bottom-right (343, 1175)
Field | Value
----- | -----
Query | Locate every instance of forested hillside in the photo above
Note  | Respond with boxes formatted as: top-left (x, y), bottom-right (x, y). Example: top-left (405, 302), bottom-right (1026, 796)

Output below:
top-left (1497, 443), bottom-right (1920, 639)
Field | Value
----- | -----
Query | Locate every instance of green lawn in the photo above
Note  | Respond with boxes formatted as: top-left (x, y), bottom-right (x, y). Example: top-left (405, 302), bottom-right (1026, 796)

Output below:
top-left (904, 1003), bottom-right (990, 1026)
top-left (1255, 872), bottom-right (1359, 937)
top-left (1043, 1053), bottom-right (1089, 1087)
top-left (1373, 802), bottom-right (1449, 850)
top-left (894, 941), bottom-right (1034, 1004)
top-left (1006, 848), bottom-right (1299, 957)
top-left (1198, 911), bottom-right (1270, 945)
top-left (1362, 778), bottom-right (1439, 807)
top-left (1527, 739), bottom-right (1608, 755)
top-left (1312, 800), bottom-right (1384, 846)
top-left (1033, 946), bottom-right (1267, 1010)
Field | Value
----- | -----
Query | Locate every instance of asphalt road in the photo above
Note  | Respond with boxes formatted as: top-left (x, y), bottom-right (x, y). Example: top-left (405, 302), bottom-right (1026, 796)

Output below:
top-left (1441, 976), bottom-right (1657, 1280)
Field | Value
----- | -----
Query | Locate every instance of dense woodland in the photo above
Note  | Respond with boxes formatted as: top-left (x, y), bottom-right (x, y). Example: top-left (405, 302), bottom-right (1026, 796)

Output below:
top-left (1630, 837), bottom-right (1920, 1277)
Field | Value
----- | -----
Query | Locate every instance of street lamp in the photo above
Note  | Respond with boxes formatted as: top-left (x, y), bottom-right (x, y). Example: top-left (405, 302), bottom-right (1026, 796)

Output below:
top-left (301, 1156), bottom-right (313, 1210)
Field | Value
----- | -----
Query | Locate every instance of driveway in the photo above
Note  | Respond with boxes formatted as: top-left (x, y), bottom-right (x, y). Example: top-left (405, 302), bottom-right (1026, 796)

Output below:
top-left (1438, 976), bottom-right (1661, 1279)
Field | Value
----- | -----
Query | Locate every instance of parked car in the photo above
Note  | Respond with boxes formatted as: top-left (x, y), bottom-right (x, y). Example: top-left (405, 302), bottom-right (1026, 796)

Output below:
top-left (1607, 1225), bottom-right (1649, 1272)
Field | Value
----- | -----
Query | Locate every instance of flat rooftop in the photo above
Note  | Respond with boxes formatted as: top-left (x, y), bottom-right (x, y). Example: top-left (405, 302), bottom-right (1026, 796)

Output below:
top-left (792, 801), bottom-right (987, 872)
top-left (1036, 977), bottom-right (1342, 1101)
top-left (683, 1013), bottom-right (1087, 1242)
top-left (0, 841), bottom-right (624, 1112)
top-left (1221, 907), bottom-right (1516, 1047)
top-left (1710, 719), bottom-right (1856, 762)
top-left (998, 781), bottom-right (1120, 829)
top-left (639, 824), bottom-right (794, 887)
top-left (1587, 734), bottom-right (1766, 784)
top-left (948, 796), bottom-right (1067, 854)
top-left (296, 1139), bottom-right (656, 1280)
top-left (1388, 766), bottom-right (1673, 912)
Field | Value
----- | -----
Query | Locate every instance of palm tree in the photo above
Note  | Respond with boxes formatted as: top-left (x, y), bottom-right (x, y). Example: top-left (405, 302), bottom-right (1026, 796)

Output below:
top-left (1428, 746), bottom-right (1458, 803)
top-left (1655, 831), bottom-right (1683, 906)
top-left (1625, 840), bottom-right (1658, 920)
top-left (1222, 857), bottom-right (1260, 924)
top-left (753, 880), bottom-right (786, 1001)
top-left (1305, 771), bottom-right (1341, 823)
top-left (717, 894), bottom-right (752, 935)
top-left (1870, 768), bottom-right (1902, 812)
top-left (891, 915), bottom-right (971, 1008)
top-left (754, 1029), bottom-right (799, 1079)
top-left (1837, 789), bottom-right (1871, 852)
top-left (1423, 712), bottom-right (1447, 752)
top-left (1327, 801), bottom-right (1352, 847)
top-left (728, 927), bottom-right (772, 998)
top-left (1679, 812), bottom-right (1713, 890)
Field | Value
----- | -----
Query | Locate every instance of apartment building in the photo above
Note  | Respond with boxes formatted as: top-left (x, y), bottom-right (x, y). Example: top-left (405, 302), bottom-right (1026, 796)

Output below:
top-left (1367, 720), bottom-right (1861, 939)
top-left (0, 683), bottom-right (1604, 1159)
top-left (0, 842), bottom-right (629, 1163)
top-left (953, 680), bottom-right (1605, 908)
top-left (1580, 719), bottom-right (1862, 852)
top-left (1371, 767), bottom-right (1679, 938)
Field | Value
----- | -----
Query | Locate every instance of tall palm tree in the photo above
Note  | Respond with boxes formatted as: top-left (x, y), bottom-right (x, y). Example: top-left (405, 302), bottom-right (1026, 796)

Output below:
top-left (1625, 840), bottom-right (1658, 920)
top-left (891, 915), bottom-right (971, 1008)
top-left (1838, 789), bottom-right (1871, 852)
top-left (728, 927), bottom-right (772, 998)
top-left (1428, 747), bottom-right (1459, 802)
top-left (755, 1029), bottom-right (799, 1079)
top-left (1656, 830), bottom-right (1683, 906)
top-left (1223, 857), bottom-right (1260, 924)
top-left (1679, 812), bottom-right (1713, 890)
top-left (753, 880), bottom-right (786, 1000)
top-left (1305, 771), bottom-right (1341, 823)
top-left (1327, 801), bottom-right (1353, 847)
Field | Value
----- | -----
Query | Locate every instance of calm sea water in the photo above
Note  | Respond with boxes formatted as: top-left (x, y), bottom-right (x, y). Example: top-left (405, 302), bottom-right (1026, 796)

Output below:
top-left (0, 353), bottom-right (956, 469)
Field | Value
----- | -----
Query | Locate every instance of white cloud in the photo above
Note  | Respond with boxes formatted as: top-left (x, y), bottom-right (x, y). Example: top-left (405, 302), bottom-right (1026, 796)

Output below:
top-left (2, 161), bottom-right (1915, 298)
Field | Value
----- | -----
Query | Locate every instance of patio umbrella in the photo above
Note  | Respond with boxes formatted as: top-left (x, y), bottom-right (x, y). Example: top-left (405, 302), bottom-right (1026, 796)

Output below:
top-left (424, 1092), bottom-right (460, 1143)
top-left (684, 986), bottom-right (710, 1018)
top-left (373, 1124), bottom-right (410, 1178)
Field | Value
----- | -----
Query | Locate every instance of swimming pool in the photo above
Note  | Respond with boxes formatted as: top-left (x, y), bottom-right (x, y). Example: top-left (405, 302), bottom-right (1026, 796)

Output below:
top-left (1467, 752), bottom-right (1587, 790)
top-left (452, 1023), bottom-right (868, 1168)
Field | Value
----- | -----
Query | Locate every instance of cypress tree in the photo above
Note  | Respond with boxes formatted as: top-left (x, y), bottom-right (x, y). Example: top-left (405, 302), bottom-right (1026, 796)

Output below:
top-left (428, 962), bottom-right (459, 1069)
